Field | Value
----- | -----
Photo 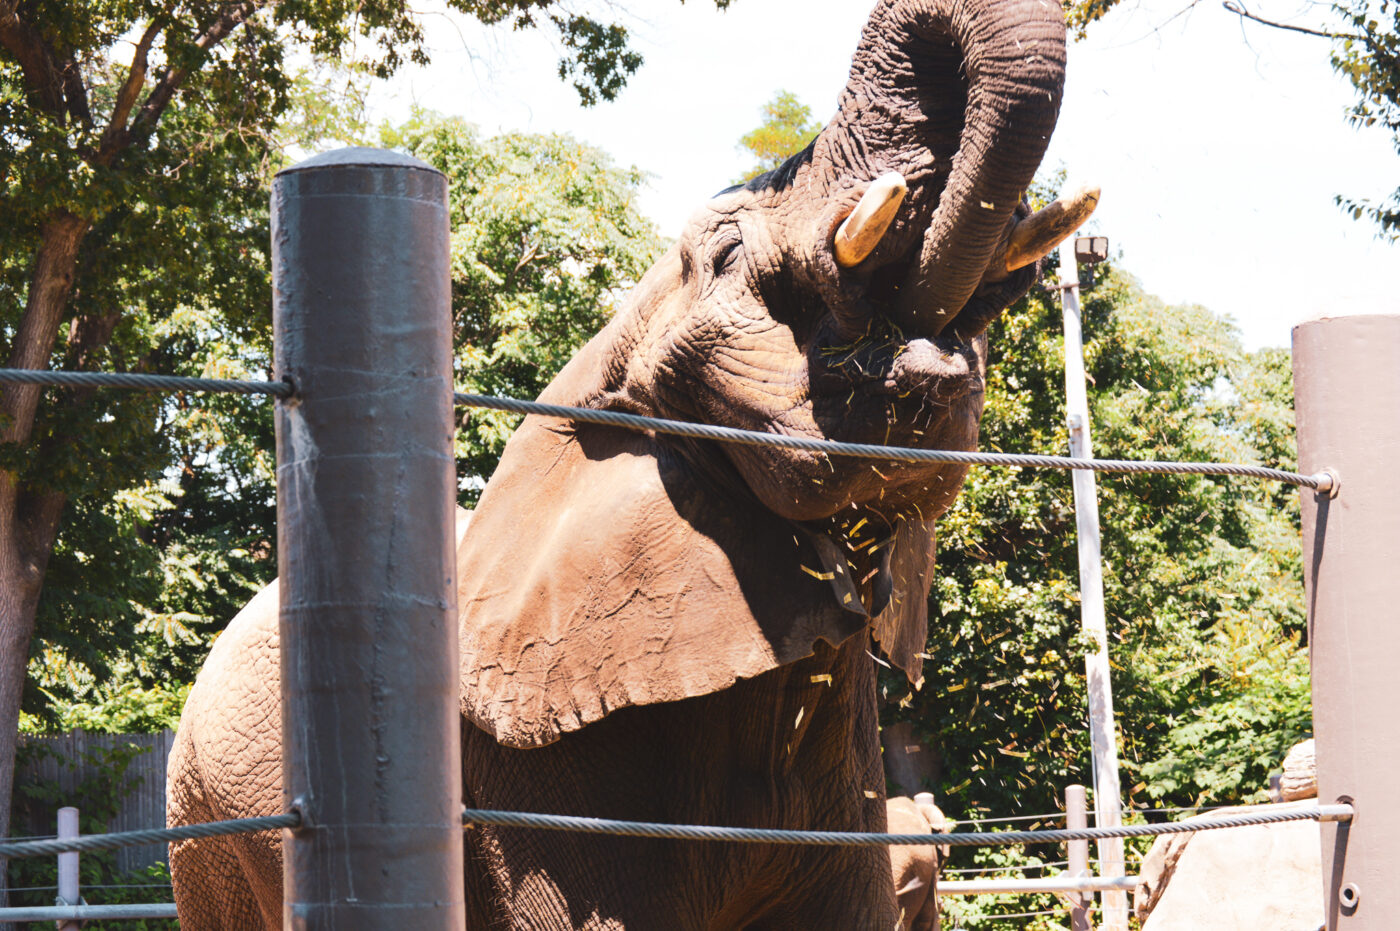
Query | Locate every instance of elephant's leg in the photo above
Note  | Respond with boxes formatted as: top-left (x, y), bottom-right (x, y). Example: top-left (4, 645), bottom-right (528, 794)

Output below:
top-left (167, 701), bottom-right (283, 930)
top-left (743, 846), bottom-right (901, 931)
top-left (169, 832), bottom-right (269, 931)
top-left (168, 752), bottom-right (275, 931)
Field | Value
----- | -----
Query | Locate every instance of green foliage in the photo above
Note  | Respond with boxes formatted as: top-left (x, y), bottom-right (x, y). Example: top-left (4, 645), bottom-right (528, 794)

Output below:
top-left (450, 0), bottom-right (733, 105)
top-left (735, 90), bottom-right (823, 183)
top-left (882, 209), bottom-right (1310, 840)
top-left (940, 844), bottom-right (1063, 930)
top-left (25, 111), bottom-right (665, 721)
top-left (384, 111), bottom-right (667, 502)
top-left (22, 681), bottom-right (189, 735)
top-left (1065, 0), bottom-right (1400, 239)
top-left (8, 741), bottom-right (176, 928)
top-left (1332, 0), bottom-right (1400, 236)
top-left (4, 0), bottom-right (711, 730)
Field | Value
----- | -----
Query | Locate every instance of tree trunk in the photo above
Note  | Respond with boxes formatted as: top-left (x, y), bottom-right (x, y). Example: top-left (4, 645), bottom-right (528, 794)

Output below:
top-left (0, 212), bottom-right (89, 895)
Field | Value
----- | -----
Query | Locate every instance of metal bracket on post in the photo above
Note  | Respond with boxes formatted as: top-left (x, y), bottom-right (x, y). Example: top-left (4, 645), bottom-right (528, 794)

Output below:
top-left (273, 148), bottom-right (463, 930)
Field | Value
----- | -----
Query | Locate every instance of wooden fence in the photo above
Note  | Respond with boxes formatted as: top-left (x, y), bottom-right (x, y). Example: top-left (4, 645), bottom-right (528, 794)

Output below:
top-left (14, 730), bottom-right (175, 872)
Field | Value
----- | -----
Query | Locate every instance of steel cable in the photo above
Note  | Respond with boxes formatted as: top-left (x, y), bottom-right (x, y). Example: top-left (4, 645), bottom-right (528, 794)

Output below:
top-left (460, 803), bottom-right (1346, 847)
top-left (0, 814), bottom-right (300, 860)
top-left (0, 368), bottom-right (292, 397)
top-left (0, 804), bottom-right (1343, 861)
top-left (453, 393), bottom-right (1328, 489)
top-left (0, 371), bottom-right (1325, 488)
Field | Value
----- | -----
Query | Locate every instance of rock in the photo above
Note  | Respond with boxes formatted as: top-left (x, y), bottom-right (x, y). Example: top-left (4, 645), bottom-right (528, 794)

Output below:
top-left (1278, 739), bottom-right (1317, 802)
top-left (1135, 802), bottom-right (1322, 930)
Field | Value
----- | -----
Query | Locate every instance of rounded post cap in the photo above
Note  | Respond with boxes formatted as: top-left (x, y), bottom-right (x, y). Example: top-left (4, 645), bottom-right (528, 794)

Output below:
top-left (277, 146), bottom-right (439, 177)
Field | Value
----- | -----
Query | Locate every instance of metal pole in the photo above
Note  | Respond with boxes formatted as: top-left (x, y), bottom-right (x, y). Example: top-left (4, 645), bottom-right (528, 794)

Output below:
top-left (1065, 785), bottom-right (1092, 931)
top-left (1058, 246), bottom-right (1127, 930)
top-left (939, 875), bottom-right (1137, 896)
top-left (1294, 313), bottom-right (1400, 930)
top-left (273, 147), bottom-right (462, 929)
top-left (56, 806), bottom-right (78, 931)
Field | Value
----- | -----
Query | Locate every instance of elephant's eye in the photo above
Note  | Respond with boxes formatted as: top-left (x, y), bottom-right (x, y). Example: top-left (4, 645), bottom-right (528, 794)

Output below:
top-left (711, 238), bottom-right (742, 277)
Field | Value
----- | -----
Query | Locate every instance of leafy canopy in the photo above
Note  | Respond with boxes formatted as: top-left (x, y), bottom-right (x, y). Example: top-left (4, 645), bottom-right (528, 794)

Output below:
top-left (735, 89), bottom-right (823, 183)
top-left (384, 111), bottom-right (667, 504)
top-left (23, 111), bottom-right (666, 727)
top-left (888, 226), bottom-right (1309, 924)
top-left (883, 254), bottom-right (1308, 814)
top-left (3, 0), bottom-right (728, 730)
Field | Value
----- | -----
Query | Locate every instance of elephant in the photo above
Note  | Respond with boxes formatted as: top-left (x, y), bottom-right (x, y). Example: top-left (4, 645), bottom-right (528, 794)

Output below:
top-left (168, 0), bottom-right (1087, 926)
top-left (887, 795), bottom-right (952, 931)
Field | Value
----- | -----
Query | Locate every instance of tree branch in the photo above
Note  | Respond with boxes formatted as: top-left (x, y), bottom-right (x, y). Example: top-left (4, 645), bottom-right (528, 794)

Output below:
top-left (60, 57), bottom-right (92, 128)
top-left (0, 2), bottom-right (64, 114)
top-left (1221, 1), bottom-right (1362, 41)
top-left (129, 1), bottom-right (261, 141)
top-left (96, 18), bottom-right (165, 163)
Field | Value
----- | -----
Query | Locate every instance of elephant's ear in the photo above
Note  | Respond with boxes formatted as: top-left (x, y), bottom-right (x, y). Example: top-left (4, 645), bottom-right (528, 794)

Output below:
top-left (870, 518), bottom-right (936, 689)
top-left (457, 410), bottom-right (877, 748)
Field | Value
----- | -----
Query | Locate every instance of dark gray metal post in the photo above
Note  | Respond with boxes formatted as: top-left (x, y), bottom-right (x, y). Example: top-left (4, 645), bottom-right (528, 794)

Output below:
top-left (1294, 314), bottom-right (1400, 930)
top-left (272, 148), bottom-right (462, 929)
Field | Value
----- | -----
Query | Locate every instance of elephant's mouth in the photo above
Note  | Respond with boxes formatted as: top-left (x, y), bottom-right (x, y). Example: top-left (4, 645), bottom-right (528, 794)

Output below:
top-left (810, 317), bottom-right (981, 406)
top-left (799, 179), bottom-right (1100, 439)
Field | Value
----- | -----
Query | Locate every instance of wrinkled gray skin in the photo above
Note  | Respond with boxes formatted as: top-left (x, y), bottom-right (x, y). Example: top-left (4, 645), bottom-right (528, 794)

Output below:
top-left (168, 0), bottom-right (1066, 927)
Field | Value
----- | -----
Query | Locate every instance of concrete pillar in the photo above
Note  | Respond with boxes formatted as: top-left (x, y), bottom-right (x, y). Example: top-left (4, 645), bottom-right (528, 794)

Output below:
top-left (273, 147), bottom-right (462, 929)
top-left (1293, 313), bottom-right (1400, 929)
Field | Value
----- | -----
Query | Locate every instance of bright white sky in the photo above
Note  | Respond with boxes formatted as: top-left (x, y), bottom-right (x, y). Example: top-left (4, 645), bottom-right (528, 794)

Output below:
top-left (370, 0), bottom-right (1400, 350)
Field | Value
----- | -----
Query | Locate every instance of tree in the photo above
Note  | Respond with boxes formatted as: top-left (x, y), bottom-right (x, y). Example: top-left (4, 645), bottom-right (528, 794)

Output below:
top-left (735, 89), bottom-right (823, 182)
top-left (1066, 0), bottom-right (1400, 238)
top-left (934, 270), bottom-right (1308, 814)
top-left (881, 242), bottom-right (1310, 922)
top-left (0, 0), bottom-right (733, 855)
top-left (383, 112), bottom-right (667, 500)
top-left (17, 111), bottom-right (665, 723)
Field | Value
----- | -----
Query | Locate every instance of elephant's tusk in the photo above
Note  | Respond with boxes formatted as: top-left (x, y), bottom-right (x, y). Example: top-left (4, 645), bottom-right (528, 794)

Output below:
top-left (991, 182), bottom-right (1101, 276)
top-left (834, 172), bottom-right (907, 268)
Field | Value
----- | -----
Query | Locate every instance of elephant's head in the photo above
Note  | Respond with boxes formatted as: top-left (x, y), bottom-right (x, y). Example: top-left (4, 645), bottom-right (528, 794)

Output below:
top-left (459, 0), bottom-right (1085, 748)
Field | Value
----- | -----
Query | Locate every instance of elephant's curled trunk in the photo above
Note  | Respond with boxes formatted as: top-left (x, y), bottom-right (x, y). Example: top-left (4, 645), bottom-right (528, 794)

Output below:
top-left (817, 0), bottom-right (1067, 336)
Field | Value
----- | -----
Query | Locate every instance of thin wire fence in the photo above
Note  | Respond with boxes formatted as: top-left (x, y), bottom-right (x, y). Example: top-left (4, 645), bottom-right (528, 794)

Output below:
top-left (947, 908), bottom-right (1061, 923)
top-left (950, 812), bottom-right (1068, 825)
top-left (942, 860), bottom-right (1072, 876)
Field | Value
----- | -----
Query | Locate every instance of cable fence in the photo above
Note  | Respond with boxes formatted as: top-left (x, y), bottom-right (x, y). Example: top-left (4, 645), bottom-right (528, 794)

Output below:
top-left (0, 803), bottom-right (1349, 862)
top-left (949, 812), bottom-right (1067, 826)
top-left (942, 860), bottom-right (1071, 876)
top-left (0, 370), bottom-right (1325, 488)
top-left (0, 813), bottom-right (298, 860)
top-left (0, 364), bottom-right (1343, 917)
top-left (458, 803), bottom-right (1348, 848)
top-left (451, 392), bottom-right (1329, 489)
top-left (948, 909), bottom-right (1061, 922)
top-left (0, 368), bottom-right (291, 397)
